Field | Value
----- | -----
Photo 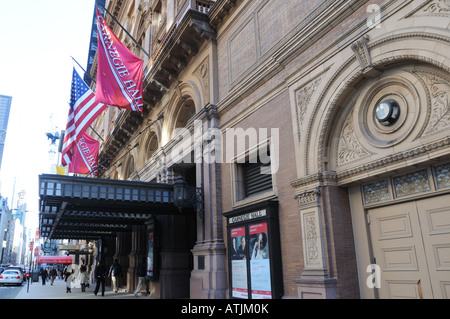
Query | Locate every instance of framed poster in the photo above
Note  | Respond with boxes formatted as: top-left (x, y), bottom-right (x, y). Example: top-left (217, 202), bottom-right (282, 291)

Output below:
top-left (147, 231), bottom-right (154, 277)
top-left (249, 222), bottom-right (272, 299)
top-left (146, 219), bottom-right (159, 281)
top-left (225, 200), bottom-right (283, 299)
top-left (230, 226), bottom-right (248, 299)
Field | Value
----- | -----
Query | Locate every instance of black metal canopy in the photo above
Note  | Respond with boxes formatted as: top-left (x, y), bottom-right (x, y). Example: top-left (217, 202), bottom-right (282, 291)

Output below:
top-left (38, 174), bottom-right (182, 240)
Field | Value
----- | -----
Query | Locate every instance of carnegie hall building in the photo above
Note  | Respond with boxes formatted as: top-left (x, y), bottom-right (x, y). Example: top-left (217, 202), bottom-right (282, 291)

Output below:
top-left (39, 0), bottom-right (450, 299)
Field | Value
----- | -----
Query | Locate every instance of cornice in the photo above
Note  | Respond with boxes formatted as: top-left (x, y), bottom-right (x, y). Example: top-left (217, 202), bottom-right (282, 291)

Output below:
top-left (143, 9), bottom-right (215, 107)
top-left (291, 136), bottom-right (450, 189)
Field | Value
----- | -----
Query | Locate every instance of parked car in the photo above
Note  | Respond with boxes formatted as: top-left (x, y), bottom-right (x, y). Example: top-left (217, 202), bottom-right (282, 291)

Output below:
top-left (5, 266), bottom-right (25, 282)
top-left (0, 269), bottom-right (23, 286)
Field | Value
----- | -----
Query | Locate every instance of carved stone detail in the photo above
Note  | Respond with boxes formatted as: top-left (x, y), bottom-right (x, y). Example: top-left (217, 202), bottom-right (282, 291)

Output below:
top-left (294, 76), bottom-right (323, 141)
top-left (336, 136), bottom-right (450, 182)
top-left (423, 0), bottom-right (450, 14)
top-left (412, 71), bottom-right (450, 136)
top-left (337, 111), bottom-right (371, 165)
top-left (304, 213), bottom-right (320, 265)
top-left (351, 35), bottom-right (380, 77)
top-left (194, 57), bottom-right (210, 106)
top-left (296, 187), bottom-right (321, 209)
top-left (405, 0), bottom-right (450, 19)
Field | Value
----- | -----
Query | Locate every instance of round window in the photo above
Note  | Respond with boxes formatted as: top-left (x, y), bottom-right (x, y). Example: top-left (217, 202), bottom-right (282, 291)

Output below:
top-left (374, 99), bottom-right (400, 126)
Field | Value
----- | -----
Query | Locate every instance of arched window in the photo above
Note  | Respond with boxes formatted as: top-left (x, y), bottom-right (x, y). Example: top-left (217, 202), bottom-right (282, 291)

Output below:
top-left (144, 132), bottom-right (159, 162)
top-left (175, 99), bottom-right (196, 129)
top-left (123, 155), bottom-right (135, 180)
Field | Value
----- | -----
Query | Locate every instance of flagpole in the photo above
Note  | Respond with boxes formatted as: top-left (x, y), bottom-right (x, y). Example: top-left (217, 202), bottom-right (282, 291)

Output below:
top-left (70, 56), bottom-right (105, 142)
top-left (71, 56), bottom-right (97, 85)
top-left (95, 0), bottom-right (151, 59)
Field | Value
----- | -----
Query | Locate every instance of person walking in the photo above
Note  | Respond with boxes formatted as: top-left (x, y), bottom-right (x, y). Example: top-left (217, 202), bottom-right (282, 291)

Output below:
top-left (108, 259), bottom-right (123, 293)
top-left (134, 258), bottom-right (149, 297)
top-left (94, 260), bottom-right (107, 297)
top-left (79, 262), bottom-right (88, 292)
top-left (40, 267), bottom-right (48, 285)
top-left (49, 267), bottom-right (57, 285)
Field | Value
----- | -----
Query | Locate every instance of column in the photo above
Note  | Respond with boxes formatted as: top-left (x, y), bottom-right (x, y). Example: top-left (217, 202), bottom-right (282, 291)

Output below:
top-left (190, 105), bottom-right (227, 299)
top-left (294, 187), bottom-right (337, 299)
top-left (127, 225), bottom-right (146, 293)
top-left (159, 215), bottom-right (194, 299)
top-left (113, 232), bottom-right (131, 290)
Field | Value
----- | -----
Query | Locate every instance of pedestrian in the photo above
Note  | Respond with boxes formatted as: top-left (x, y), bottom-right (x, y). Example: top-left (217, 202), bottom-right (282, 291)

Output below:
top-left (40, 267), bottom-right (48, 285)
top-left (49, 267), bottom-right (57, 285)
top-left (94, 260), bottom-right (107, 297)
top-left (134, 257), bottom-right (149, 297)
top-left (64, 267), bottom-right (74, 293)
top-left (79, 261), bottom-right (88, 292)
top-left (108, 258), bottom-right (123, 293)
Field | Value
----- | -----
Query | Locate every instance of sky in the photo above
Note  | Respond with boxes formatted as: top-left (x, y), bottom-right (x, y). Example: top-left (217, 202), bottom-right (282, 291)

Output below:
top-left (0, 1), bottom-right (97, 229)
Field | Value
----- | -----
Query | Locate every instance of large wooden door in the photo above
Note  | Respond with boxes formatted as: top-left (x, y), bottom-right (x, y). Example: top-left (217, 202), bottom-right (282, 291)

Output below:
top-left (416, 196), bottom-right (450, 299)
top-left (368, 195), bottom-right (450, 299)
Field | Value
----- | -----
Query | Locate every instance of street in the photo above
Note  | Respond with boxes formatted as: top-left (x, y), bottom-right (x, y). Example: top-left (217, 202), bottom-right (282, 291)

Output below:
top-left (0, 282), bottom-right (26, 299)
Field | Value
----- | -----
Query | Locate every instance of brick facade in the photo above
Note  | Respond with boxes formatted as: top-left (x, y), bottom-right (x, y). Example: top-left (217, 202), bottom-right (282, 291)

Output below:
top-left (88, 0), bottom-right (450, 299)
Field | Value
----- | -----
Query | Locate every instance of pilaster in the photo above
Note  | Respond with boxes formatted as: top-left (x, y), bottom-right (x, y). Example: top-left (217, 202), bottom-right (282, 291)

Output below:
top-left (190, 104), bottom-right (227, 299)
top-left (293, 172), bottom-right (337, 299)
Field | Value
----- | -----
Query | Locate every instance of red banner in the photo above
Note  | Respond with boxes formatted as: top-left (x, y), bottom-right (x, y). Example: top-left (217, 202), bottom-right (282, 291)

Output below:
top-left (95, 7), bottom-right (144, 112)
top-left (68, 132), bottom-right (100, 175)
top-left (38, 256), bottom-right (73, 264)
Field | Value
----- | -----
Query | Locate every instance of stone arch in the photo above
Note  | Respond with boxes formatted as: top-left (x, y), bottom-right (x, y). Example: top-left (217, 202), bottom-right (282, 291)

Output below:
top-left (110, 170), bottom-right (119, 180)
top-left (122, 154), bottom-right (135, 180)
top-left (306, 30), bottom-right (450, 181)
top-left (164, 81), bottom-right (201, 140)
top-left (142, 129), bottom-right (159, 162)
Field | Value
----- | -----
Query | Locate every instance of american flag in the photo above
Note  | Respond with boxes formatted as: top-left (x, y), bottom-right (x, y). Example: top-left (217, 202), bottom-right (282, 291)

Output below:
top-left (61, 68), bottom-right (107, 166)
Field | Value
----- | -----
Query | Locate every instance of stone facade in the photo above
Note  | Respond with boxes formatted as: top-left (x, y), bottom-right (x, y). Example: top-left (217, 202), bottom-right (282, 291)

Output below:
top-left (88, 0), bottom-right (450, 298)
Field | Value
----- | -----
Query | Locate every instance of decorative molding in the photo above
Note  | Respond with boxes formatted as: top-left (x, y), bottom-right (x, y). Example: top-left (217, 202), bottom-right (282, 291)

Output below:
top-left (294, 76), bottom-right (323, 141)
top-left (407, 0), bottom-right (450, 18)
top-left (292, 136), bottom-right (450, 187)
top-left (194, 57), bottom-right (210, 106)
top-left (412, 70), bottom-right (450, 136)
top-left (295, 187), bottom-right (321, 209)
top-left (292, 172), bottom-right (337, 192)
top-left (350, 35), bottom-right (381, 77)
top-left (308, 32), bottom-right (450, 175)
top-left (337, 111), bottom-right (372, 165)
top-left (304, 212), bottom-right (320, 265)
top-left (424, 0), bottom-right (450, 13)
top-left (335, 136), bottom-right (450, 183)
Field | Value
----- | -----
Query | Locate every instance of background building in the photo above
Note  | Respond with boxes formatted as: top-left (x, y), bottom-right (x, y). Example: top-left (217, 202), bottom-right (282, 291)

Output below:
top-left (41, 0), bottom-right (450, 299)
top-left (0, 95), bottom-right (12, 266)
top-left (0, 195), bottom-right (13, 265)
top-left (0, 95), bottom-right (11, 172)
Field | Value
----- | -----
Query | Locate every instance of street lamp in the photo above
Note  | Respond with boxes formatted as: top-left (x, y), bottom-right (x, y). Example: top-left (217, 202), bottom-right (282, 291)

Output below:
top-left (173, 176), bottom-right (204, 221)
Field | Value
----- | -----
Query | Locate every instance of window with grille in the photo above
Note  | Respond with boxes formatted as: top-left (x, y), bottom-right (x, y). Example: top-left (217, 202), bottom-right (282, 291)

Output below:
top-left (242, 161), bottom-right (272, 198)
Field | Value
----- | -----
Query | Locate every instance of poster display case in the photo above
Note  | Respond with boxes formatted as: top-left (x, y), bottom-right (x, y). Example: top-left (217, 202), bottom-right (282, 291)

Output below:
top-left (225, 200), bottom-right (283, 299)
top-left (146, 218), bottom-right (159, 281)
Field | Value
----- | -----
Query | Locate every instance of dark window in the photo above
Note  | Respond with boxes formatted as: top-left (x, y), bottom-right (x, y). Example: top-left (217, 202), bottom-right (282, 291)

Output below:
top-left (243, 160), bottom-right (272, 198)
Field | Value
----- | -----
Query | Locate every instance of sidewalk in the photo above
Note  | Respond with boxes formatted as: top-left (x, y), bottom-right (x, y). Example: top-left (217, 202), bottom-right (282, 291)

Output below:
top-left (15, 278), bottom-right (149, 299)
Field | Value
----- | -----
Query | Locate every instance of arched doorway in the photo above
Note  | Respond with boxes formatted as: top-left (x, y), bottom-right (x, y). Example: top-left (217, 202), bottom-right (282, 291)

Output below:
top-left (324, 60), bottom-right (450, 299)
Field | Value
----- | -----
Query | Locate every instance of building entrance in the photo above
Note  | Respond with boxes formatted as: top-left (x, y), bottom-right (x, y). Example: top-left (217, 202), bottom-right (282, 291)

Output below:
top-left (367, 194), bottom-right (450, 298)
